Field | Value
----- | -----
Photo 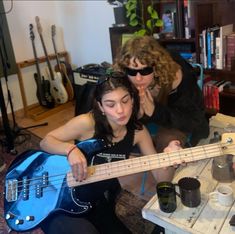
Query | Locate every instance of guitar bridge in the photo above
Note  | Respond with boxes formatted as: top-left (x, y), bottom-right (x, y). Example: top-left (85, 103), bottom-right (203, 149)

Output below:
top-left (6, 179), bottom-right (18, 202)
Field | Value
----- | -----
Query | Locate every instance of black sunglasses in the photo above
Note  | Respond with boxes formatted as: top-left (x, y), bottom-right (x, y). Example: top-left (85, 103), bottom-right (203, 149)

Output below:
top-left (126, 67), bottom-right (153, 76)
top-left (97, 71), bottom-right (126, 85)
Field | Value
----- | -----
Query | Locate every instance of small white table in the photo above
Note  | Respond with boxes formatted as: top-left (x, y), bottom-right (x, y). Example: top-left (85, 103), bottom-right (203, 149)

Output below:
top-left (142, 128), bottom-right (235, 234)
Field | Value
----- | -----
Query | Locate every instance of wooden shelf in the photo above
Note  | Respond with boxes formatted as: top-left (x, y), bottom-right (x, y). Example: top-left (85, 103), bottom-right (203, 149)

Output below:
top-left (18, 51), bottom-right (69, 68)
top-left (159, 38), bottom-right (195, 43)
top-left (204, 69), bottom-right (235, 82)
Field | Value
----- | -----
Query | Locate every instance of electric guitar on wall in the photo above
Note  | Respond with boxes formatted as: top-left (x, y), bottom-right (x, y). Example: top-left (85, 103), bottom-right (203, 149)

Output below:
top-left (51, 24), bottom-right (74, 101)
top-left (29, 24), bottom-right (55, 109)
top-left (4, 133), bottom-right (235, 232)
top-left (35, 16), bottom-right (68, 104)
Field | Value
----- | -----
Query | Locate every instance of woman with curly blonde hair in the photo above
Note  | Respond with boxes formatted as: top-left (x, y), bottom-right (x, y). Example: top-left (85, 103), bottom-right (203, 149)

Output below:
top-left (113, 35), bottom-right (209, 147)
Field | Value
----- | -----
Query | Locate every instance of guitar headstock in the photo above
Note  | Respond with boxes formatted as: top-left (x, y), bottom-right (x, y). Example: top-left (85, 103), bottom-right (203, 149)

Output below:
top-left (29, 24), bottom-right (35, 41)
top-left (51, 25), bottom-right (56, 38)
top-left (35, 16), bottom-right (42, 35)
top-left (221, 133), bottom-right (235, 155)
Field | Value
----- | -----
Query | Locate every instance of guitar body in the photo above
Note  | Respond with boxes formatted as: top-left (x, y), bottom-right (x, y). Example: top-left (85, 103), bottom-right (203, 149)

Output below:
top-left (4, 139), bottom-right (107, 232)
top-left (41, 77), bottom-right (55, 108)
top-left (46, 68), bottom-right (68, 104)
top-left (55, 62), bottom-right (74, 101)
top-left (34, 74), bottom-right (55, 108)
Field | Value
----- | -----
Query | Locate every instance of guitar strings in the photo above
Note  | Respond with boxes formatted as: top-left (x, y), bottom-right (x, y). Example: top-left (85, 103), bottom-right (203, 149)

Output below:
top-left (6, 142), bottom-right (234, 195)
top-left (6, 142), bottom-right (235, 197)
top-left (6, 142), bottom-right (232, 196)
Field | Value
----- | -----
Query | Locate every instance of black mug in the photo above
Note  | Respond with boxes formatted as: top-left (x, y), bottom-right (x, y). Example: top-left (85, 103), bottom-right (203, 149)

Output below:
top-left (156, 181), bottom-right (177, 213)
top-left (177, 177), bottom-right (201, 208)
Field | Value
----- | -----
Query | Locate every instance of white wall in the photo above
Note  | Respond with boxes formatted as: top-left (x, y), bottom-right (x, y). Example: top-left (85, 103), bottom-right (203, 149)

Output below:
top-left (3, 0), bottom-right (115, 112)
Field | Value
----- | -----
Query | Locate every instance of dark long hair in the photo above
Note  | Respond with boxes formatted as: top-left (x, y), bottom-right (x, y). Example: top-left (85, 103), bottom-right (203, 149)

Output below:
top-left (92, 73), bottom-right (142, 143)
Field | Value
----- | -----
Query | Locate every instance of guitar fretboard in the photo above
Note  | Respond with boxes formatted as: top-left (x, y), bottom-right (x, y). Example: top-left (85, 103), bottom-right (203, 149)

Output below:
top-left (67, 141), bottom-right (227, 187)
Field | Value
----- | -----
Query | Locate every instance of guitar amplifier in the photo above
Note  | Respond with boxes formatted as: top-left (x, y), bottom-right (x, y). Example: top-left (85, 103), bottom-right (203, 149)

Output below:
top-left (73, 64), bottom-right (107, 85)
top-left (73, 64), bottom-right (107, 116)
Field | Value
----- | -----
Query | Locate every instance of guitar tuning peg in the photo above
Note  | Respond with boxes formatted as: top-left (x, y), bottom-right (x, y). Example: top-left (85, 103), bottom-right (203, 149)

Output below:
top-left (209, 131), bottom-right (221, 143)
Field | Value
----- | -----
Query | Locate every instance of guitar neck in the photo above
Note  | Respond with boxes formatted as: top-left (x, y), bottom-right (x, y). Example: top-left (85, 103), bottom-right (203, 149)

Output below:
top-left (38, 33), bottom-right (55, 80)
top-left (67, 142), bottom-right (224, 187)
top-left (52, 36), bottom-right (60, 68)
top-left (31, 40), bottom-right (42, 83)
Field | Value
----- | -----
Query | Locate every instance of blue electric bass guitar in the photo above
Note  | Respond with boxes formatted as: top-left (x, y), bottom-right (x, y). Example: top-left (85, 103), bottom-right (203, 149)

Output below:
top-left (4, 133), bottom-right (235, 232)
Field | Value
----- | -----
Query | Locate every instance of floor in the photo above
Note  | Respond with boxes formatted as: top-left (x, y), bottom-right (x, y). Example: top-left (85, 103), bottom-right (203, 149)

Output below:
top-left (14, 101), bottom-right (156, 201)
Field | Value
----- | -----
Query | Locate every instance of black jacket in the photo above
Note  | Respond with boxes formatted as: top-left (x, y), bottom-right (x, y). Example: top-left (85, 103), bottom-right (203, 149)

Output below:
top-left (142, 51), bottom-right (209, 146)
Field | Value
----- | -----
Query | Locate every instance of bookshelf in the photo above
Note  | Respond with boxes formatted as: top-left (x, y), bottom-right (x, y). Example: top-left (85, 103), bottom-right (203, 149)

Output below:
top-left (109, 0), bottom-right (235, 116)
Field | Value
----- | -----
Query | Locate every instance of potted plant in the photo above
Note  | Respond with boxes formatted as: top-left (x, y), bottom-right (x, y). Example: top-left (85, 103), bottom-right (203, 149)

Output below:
top-left (125, 0), bottom-right (163, 36)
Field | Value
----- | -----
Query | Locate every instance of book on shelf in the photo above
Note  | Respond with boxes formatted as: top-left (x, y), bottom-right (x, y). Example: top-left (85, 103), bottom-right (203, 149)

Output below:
top-left (202, 29), bottom-right (207, 68)
top-left (226, 33), bottom-right (235, 70)
top-left (209, 26), bottom-right (220, 68)
top-left (203, 80), bottom-right (219, 111)
top-left (175, 0), bottom-right (185, 38)
top-left (216, 24), bottom-right (233, 69)
top-left (207, 29), bottom-right (212, 69)
top-left (183, 0), bottom-right (191, 39)
top-left (203, 79), bottom-right (231, 111)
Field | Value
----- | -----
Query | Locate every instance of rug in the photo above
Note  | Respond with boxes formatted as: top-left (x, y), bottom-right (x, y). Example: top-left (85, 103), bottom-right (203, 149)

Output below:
top-left (0, 131), bottom-right (154, 234)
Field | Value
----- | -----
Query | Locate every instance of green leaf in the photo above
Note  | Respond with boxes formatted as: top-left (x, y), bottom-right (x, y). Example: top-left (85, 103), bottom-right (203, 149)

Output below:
top-left (130, 19), bottom-right (138, 27)
top-left (151, 10), bottom-right (158, 19)
top-left (125, 2), bottom-right (131, 10)
top-left (126, 11), bottom-right (131, 17)
top-left (136, 29), bottom-right (147, 36)
top-left (147, 5), bottom-right (153, 15)
top-left (155, 19), bottom-right (163, 27)
top-left (146, 19), bottom-right (152, 30)
top-left (129, 4), bottom-right (137, 11)
top-left (130, 13), bottom-right (137, 21)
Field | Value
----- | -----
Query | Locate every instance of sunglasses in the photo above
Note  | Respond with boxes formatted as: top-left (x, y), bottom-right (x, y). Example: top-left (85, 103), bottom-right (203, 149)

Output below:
top-left (97, 71), bottom-right (126, 85)
top-left (126, 67), bottom-right (153, 76)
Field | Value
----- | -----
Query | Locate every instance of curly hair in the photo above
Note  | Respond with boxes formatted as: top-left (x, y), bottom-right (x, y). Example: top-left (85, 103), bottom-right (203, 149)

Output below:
top-left (113, 35), bottom-right (181, 87)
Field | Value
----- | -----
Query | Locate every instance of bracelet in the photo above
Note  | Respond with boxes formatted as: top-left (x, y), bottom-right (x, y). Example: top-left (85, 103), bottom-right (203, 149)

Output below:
top-left (67, 145), bottom-right (77, 159)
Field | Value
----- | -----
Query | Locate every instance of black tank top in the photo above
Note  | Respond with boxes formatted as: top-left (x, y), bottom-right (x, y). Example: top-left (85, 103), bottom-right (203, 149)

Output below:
top-left (76, 126), bottom-right (135, 204)
top-left (90, 126), bottom-right (135, 166)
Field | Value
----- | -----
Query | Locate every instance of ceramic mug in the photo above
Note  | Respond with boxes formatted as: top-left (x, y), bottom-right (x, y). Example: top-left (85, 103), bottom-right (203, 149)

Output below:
top-left (156, 181), bottom-right (177, 213)
top-left (209, 185), bottom-right (234, 206)
top-left (177, 177), bottom-right (201, 208)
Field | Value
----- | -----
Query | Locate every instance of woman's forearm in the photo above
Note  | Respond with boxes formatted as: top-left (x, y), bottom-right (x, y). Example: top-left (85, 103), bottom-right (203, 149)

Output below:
top-left (40, 135), bottom-right (74, 155)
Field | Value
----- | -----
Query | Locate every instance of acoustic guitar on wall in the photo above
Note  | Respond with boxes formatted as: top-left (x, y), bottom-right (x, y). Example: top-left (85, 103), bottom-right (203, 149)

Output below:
top-left (35, 16), bottom-right (68, 104)
top-left (51, 25), bottom-right (74, 100)
top-left (29, 23), bottom-right (55, 109)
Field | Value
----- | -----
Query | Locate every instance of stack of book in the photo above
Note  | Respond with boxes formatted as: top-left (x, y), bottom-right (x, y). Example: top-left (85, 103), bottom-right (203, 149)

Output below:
top-left (199, 24), bottom-right (234, 70)
top-left (203, 79), bottom-right (231, 111)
